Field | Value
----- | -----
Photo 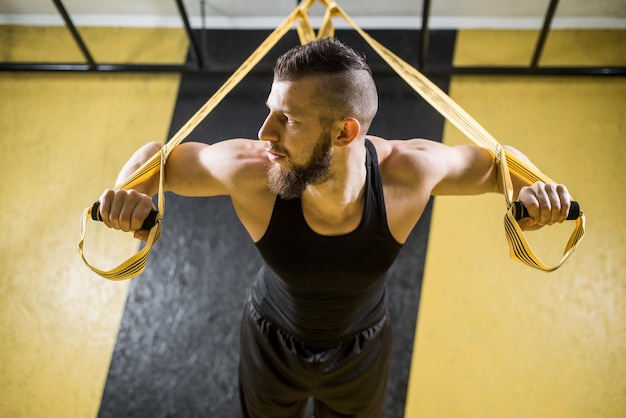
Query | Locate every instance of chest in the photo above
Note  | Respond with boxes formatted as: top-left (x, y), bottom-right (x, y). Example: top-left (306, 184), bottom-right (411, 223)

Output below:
top-left (255, 197), bottom-right (403, 292)
top-left (299, 198), bottom-right (365, 237)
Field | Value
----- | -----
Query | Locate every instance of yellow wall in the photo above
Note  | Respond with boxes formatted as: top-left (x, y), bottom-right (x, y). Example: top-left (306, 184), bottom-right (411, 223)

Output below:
top-left (406, 30), bottom-right (626, 417)
top-left (0, 26), bottom-right (187, 417)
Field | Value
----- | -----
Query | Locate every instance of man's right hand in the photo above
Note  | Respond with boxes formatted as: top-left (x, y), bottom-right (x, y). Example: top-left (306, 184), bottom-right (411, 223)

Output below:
top-left (98, 189), bottom-right (156, 241)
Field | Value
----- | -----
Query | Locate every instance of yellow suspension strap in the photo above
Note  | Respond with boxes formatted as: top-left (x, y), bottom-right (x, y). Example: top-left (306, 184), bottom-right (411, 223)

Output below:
top-left (78, 0), bottom-right (322, 280)
top-left (325, 1), bottom-right (585, 271)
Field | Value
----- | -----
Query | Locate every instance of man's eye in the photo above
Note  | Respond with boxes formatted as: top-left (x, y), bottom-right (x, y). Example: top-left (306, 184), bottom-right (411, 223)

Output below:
top-left (284, 115), bottom-right (298, 124)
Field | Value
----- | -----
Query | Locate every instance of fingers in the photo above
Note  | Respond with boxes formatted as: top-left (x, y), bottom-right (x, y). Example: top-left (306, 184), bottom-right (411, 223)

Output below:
top-left (555, 184), bottom-right (571, 223)
top-left (518, 182), bottom-right (571, 228)
top-left (98, 189), bottom-right (116, 228)
top-left (98, 189), bottom-right (155, 234)
top-left (537, 183), bottom-right (563, 225)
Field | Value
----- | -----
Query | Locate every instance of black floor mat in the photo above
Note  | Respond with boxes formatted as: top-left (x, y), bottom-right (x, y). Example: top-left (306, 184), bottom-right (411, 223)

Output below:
top-left (99, 29), bottom-right (456, 418)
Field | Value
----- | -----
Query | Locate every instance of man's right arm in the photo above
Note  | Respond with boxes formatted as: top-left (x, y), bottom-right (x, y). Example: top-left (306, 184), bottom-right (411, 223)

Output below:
top-left (98, 141), bottom-right (221, 239)
top-left (97, 139), bottom-right (265, 240)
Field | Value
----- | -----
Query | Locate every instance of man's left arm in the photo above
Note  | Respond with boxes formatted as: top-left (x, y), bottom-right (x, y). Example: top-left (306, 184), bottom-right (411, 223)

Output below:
top-left (429, 143), bottom-right (572, 230)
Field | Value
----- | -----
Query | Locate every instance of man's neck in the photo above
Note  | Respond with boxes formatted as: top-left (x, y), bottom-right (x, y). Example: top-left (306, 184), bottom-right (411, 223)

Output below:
top-left (301, 140), bottom-right (367, 226)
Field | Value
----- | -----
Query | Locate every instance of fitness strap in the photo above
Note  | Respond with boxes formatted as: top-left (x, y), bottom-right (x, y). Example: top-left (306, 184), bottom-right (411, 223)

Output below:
top-left (78, 0), bottom-right (584, 280)
top-left (327, 2), bottom-right (585, 271)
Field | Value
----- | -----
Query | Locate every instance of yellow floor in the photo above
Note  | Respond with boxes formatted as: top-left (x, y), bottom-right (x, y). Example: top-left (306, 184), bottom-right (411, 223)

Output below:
top-left (0, 26), bottom-right (187, 417)
top-left (406, 30), bottom-right (626, 417)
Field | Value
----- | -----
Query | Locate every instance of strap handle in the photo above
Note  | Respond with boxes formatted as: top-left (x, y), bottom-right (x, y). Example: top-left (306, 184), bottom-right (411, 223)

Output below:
top-left (78, 150), bottom-right (165, 280)
top-left (496, 147), bottom-right (585, 271)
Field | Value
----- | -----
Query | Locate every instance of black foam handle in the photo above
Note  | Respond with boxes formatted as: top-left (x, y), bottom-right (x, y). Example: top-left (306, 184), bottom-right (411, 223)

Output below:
top-left (512, 201), bottom-right (580, 221)
top-left (91, 201), bottom-right (159, 230)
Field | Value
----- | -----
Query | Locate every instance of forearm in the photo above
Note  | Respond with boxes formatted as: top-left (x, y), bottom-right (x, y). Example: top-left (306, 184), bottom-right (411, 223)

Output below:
top-left (115, 142), bottom-right (163, 196)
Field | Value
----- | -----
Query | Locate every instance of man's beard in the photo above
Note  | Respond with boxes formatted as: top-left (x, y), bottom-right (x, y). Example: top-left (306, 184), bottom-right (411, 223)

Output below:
top-left (267, 131), bottom-right (333, 199)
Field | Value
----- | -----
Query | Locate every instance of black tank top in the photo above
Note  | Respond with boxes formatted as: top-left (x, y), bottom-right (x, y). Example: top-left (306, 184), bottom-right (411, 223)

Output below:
top-left (252, 139), bottom-right (404, 347)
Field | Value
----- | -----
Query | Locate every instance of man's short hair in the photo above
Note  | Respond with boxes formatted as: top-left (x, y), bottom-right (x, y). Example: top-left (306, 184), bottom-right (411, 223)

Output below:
top-left (274, 37), bottom-right (378, 130)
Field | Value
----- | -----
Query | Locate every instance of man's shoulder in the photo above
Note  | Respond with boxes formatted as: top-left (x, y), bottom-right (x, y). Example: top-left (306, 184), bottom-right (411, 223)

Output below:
top-left (368, 136), bottom-right (441, 173)
top-left (165, 138), bottom-right (270, 197)
top-left (211, 137), bottom-right (266, 157)
top-left (365, 137), bottom-right (443, 242)
top-left (200, 138), bottom-right (267, 171)
top-left (214, 138), bottom-right (270, 185)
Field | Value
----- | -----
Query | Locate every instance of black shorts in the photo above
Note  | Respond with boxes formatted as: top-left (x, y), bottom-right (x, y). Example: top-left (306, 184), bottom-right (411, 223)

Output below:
top-left (239, 298), bottom-right (392, 418)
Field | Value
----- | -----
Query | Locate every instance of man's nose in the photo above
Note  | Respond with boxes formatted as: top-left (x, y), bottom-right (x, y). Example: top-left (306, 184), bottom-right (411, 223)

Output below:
top-left (258, 115), bottom-right (279, 143)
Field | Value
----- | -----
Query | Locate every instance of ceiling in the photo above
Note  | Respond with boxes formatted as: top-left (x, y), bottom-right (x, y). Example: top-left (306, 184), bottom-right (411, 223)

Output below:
top-left (1, 0), bottom-right (625, 28)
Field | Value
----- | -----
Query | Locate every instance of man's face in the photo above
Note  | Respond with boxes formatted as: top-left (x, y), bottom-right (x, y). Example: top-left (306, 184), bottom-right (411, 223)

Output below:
top-left (267, 128), bottom-right (332, 199)
top-left (259, 78), bottom-right (334, 199)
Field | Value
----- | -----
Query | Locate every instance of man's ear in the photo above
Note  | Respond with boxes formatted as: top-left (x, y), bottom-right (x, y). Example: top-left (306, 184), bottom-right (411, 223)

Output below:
top-left (332, 117), bottom-right (361, 147)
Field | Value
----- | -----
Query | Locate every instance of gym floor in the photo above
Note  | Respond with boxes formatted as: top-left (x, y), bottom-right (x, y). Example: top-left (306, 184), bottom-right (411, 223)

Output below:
top-left (0, 25), bottom-right (624, 417)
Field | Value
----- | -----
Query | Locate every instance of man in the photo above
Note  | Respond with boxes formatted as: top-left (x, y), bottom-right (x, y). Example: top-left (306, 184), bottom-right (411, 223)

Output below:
top-left (98, 37), bottom-right (572, 417)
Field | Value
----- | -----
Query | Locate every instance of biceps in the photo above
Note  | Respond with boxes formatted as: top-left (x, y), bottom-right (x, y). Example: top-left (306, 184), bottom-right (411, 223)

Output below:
top-left (164, 142), bottom-right (228, 196)
top-left (431, 145), bottom-right (498, 196)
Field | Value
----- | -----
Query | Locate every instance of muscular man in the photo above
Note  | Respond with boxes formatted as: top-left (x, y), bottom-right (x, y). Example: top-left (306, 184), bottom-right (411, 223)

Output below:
top-left (98, 37), bottom-right (572, 417)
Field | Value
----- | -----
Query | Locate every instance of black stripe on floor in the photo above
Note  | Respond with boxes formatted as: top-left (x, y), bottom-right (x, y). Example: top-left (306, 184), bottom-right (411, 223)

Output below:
top-left (99, 29), bottom-right (456, 418)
